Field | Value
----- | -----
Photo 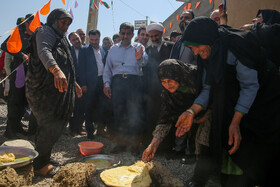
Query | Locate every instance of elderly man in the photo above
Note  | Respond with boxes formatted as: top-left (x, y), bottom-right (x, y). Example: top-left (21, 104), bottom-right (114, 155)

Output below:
top-left (68, 32), bottom-right (86, 137)
top-left (137, 27), bottom-right (149, 48)
top-left (101, 37), bottom-right (113, 63)
top-left (210, 5), bottom-right (228, 25)
top-left (76, 28), bottom-right (86, 46)
top-left (143, 22), bottom-right (173, 136)
top-left (103, 22), bottom-right (147, 139)
top-left (179, 10), bottom-right (195, 33)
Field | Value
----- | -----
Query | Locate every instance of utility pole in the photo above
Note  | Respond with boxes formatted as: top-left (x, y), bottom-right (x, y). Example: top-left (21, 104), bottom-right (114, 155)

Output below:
top-left (86, 0), bottom-right (99, 44)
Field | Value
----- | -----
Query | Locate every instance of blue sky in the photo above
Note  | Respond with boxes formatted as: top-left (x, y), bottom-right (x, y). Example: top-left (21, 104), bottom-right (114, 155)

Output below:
top-left (0, 0), bottom-right (184, 45)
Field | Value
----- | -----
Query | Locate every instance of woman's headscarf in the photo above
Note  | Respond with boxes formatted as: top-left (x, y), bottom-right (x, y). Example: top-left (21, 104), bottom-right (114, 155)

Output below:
top-left (46, 8), bottom-right (72, 37)
top-left (158, 59), bottom-right (197, 94)
top-left (256, 9), bottom-right (280, 24)
top-left (182, 17), bottom-right (261, 85)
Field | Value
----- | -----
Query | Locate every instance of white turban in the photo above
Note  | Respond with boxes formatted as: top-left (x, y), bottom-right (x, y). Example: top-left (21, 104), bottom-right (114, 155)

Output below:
top-left (146, 22), bottom-right (164, 33)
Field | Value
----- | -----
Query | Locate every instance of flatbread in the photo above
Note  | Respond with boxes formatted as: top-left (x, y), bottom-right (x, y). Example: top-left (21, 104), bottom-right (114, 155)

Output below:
top-left (0, 152), bottom-right (15, 163)
top-left (100, 161), bottom-right (152, 187)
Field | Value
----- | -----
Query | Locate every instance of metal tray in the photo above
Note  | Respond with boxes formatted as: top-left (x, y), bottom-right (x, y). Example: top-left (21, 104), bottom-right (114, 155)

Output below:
top-left (0, 146), bottom-right (39, 169)
top-left (80, 154), bottom-right (121, 170)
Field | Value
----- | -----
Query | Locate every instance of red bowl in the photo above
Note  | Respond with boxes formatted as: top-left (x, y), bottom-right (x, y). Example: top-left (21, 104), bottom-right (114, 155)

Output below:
top-left (78, 141), bottom-right (104, 156)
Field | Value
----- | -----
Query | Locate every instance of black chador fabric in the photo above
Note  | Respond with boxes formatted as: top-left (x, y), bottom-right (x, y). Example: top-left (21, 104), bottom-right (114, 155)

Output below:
top-left (183, 17), bottom-right (280, 184)
top-left (25, 8), bottom-right (75, 170)
top-left (251, 22), bottom-right (280, 68)
top-left (256, 9), bottom-right (280, 24)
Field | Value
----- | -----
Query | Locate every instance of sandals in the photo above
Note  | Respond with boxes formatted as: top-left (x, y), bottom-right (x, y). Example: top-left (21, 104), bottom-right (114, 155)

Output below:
top-left (35, 165), bottom-right (61, 178)
top-left (46, 166), bottom-right (60, 177)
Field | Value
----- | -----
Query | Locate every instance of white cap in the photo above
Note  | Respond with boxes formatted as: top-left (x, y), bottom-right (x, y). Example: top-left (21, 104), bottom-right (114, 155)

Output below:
top-left (146, 22), bottom-right (164, 33)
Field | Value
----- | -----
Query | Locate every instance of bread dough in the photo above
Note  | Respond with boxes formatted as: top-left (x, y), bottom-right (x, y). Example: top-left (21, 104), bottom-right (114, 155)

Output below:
top-left (100, 161), bottom-right (152, 187)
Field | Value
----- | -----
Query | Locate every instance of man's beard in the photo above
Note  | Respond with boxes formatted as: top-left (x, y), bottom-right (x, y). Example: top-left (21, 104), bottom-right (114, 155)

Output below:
top-left (151, 38), bottom-right (162, 48)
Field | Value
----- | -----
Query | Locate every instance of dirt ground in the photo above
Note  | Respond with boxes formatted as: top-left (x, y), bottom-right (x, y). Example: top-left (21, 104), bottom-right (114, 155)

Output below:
top-left (0, 103), bottom-right (221, 187)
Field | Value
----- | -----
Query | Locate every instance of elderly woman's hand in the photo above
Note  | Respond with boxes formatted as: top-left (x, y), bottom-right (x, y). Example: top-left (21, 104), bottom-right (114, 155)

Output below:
top-left (228, 111), bottom-right (243, 155)
top-left (175, 111), bottom-right (194, 137)
top-left (142, 138), bottom-right (161, 162)
top-left (49, 65), bottom-right (68, 92)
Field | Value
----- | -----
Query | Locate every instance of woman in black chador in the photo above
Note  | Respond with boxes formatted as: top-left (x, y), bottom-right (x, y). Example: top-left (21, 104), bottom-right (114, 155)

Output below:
top-left (178, 17), bottom-right (280, 186)
top-left (26, 8), bottom-right (81, 176)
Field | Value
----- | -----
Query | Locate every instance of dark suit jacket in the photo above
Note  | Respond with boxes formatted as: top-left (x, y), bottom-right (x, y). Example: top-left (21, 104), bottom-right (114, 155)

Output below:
top-left (70, 46), bottom-right (82, 84)
top-left (79, 45), bottom-right (100, 93)
top-left (143, 41), bottom-right (174, 89)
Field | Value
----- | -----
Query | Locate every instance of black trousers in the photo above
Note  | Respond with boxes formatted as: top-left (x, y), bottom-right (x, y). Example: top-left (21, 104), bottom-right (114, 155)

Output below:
top-left (111, 74), bottom-right (145, 134)
top-left (69, 93), bottom-right (86, 133)
top-left (84, 76), bottom-right (104, 134)
top-left (6, 79), bottom-right (27, 134)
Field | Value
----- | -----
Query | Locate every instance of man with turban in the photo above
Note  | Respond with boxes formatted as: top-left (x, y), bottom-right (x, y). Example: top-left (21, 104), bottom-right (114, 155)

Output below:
top-left (142, 22), bottom-right (174, 143)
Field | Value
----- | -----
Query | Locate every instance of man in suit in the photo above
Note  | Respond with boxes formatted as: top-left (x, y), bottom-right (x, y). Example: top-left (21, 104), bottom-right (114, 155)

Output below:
top-left (143, 22), bottom-right (174, 137)
top-left (79, 29), bottom-right (105, 139)
top-left (68, 32), bottom-right (86, 137)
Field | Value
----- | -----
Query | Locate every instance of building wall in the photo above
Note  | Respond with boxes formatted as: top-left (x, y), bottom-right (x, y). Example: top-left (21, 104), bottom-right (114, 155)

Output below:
top-left (163, 0), bottom-right (280, 39)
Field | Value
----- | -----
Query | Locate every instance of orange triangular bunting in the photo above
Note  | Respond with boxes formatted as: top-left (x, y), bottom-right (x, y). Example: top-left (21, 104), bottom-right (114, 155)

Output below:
top-left (184, 6), bottom-right (187, 11)
top-left (209, 0), bottom-right (213, 4)
top-left (40, 0), bottom-right (51, 15)
top-left (29, 12), bottom-right (41, 32)
top-left (177, 14), bottom-right (180, 21)
top-left (7, 27), bottom-right (22, 53)
top-left (188, 3), bottom-right (192, 10)
top-left (62, 0), bottom-right (65, 5)
top-left (195, 2), bottom-right (201, 9)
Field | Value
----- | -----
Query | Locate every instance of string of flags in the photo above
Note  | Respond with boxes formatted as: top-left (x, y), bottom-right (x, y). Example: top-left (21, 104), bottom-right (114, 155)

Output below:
top-left (4, 0), bottom-right (212, 51)
top-left (4, 0), bottom-right (111, 54)
top-left (90, 0), bottom-right (110, 10)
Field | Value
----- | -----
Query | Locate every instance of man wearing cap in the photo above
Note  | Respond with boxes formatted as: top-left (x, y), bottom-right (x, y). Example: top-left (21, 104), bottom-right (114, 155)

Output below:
top-left (103, 22), bottom-right (147, 139)
top-left (1, 14), bottom-right (37, 139)
top-left (143, 22), bottom-right (173, 135)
